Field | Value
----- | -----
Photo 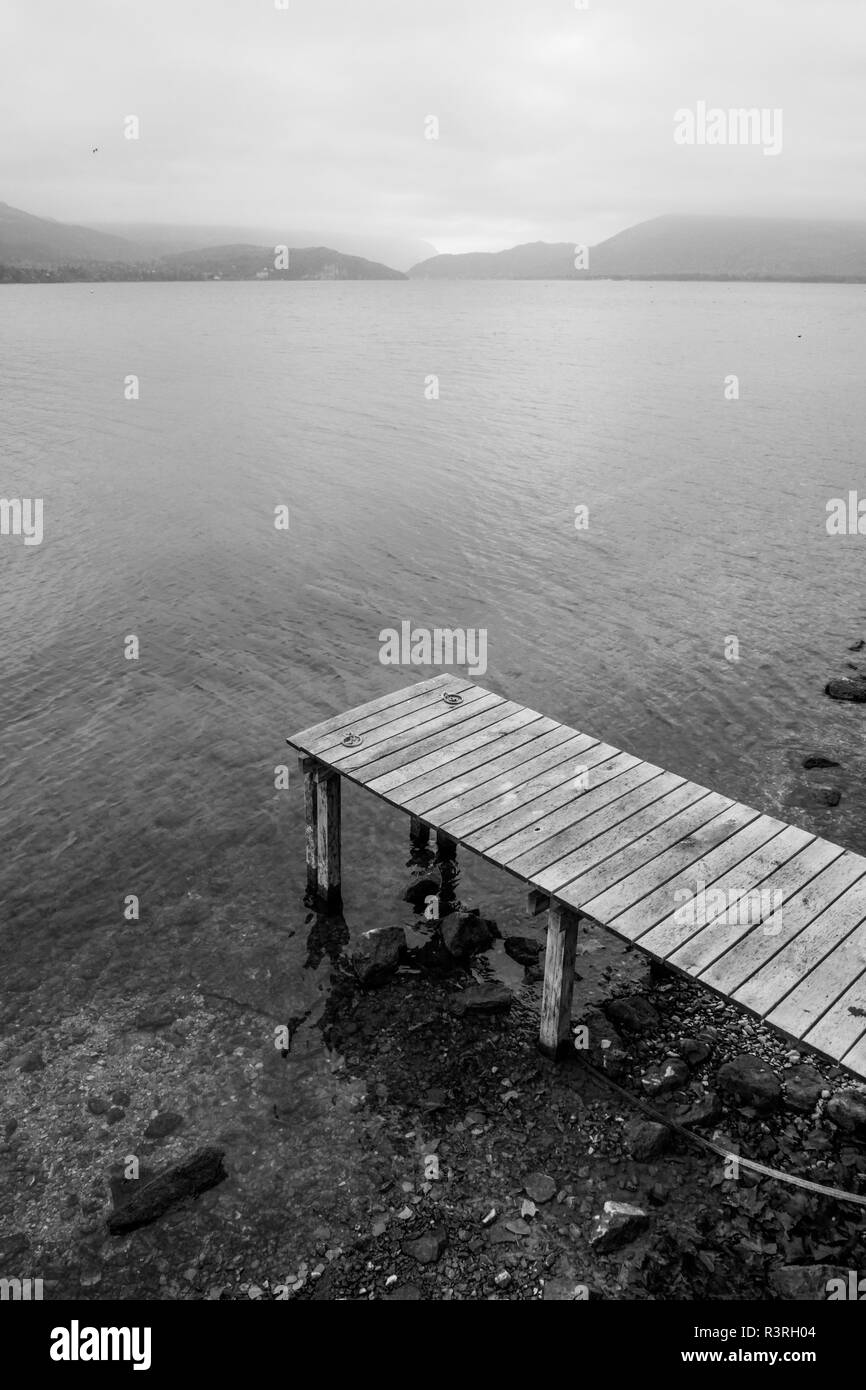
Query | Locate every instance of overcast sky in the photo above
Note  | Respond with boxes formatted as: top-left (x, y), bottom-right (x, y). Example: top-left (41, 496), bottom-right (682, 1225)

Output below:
top-left (3, 0), bottom-right (865, 256)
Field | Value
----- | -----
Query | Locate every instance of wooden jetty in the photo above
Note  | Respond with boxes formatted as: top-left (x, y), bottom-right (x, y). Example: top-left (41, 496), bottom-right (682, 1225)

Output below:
top-left (287, 674), bottom-right (866, 1081)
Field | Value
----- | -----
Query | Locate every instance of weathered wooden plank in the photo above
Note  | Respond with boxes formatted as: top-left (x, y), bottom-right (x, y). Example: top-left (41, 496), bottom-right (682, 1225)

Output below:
top-left (560, 794), bottom-right (746, 916)
top-left (635, 823), bottom-right (812, 959)
top-left (307, 676), bottom-right (478, 757)
top-left (698, 851), bottom-right (865, 996)
top-left (668, 838), bottom-right (843, 978)
top-left (610, 817), bottom-right (789, 942)
top-left (364, 705), bottom-right (540, 795)
top-left (840, 1023), bottom-right (866, 1076)
top-left (399, 718), bottom-right (570, 810)
top-left (539, 903), bottom-right (580, 1057)
top-left (289, 673), bottom-right (452, 749)
top-left (450, 746), bottom-right (642, 850)
top-left (579, 803), bottom-right (765, 928)
top-left (767, 921), bottom-right (866, 1043)
top-left (327, 689), bottom-right (503, 770)
top-left (800, 975), bottom-right (866, 1059)
top-left (510, 772), bottom-right (692, 886)
top-left (410, 728), bottom-right (600, 822)
top-left (734, 874), bottom-right (866, 1018)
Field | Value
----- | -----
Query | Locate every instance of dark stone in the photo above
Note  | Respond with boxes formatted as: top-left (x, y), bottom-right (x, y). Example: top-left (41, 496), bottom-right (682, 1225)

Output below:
top-left (18, 1048), bottom-right (44, 1074)
top-left (107, 1146), bottom-right (227, 1233)
top-left (825, 678), bottom-right (866, 702)
top-left (503, 935), bottom-right (543, 966)
top-left (717, 1054), bottom-right (781, 1114)
top-left (523, 1172), bottom-right (556, 1203)
top-left (848, 639), bottom-right (865, 652)
top-left (86, 1096), bottom-right (110, 1116)
top-left (770, 1265), bottom-right (849, 1300)
top-left (441, 911), bottom-right (499, 959)
top-left (802, 755), bottom-right (841, 770)
top-left (783, 1065), bottom-right (825, 1113)
top-left (112, 1089), bottom-right (131, 1107)
top-left (576, 1009), bottom-right (629, 1080)
top-left (675, 1091), bottom-right (723, 1129)
top-left (133, 1008), bottom-right (176, 1031)
top-left (625, 1119), bottom-right (670, 1160)
top-left (403, 871), bottom-right (442, 908)
top-left (825, 1089), bottom-right (866, 1140)
top-left (107, 1107), bottom-right (125, 1125)
top-left (589, 1201), bottom-right (649, 1253)
top-left (144, 1111), bottom-right (184, 1140)
top-left (350, 926), bottom-right (406, 985)
top-left (384, 1283), bottom-right (423, 1300)
top-left (449, 983), bottom-right (512, 1017)
top-left (0, 1233), bottom-right (28, 1262)
top-left (640, 1056), bottom-right (689, 1097)
top-left (674, 1036), bottom-right (712, 1068)
top-left (605, 996), bottom-right (660, 1035)
top-left (812, 787), bottom-right (841, 807)
top-left (402, 1230), bottom-right (446, 1265)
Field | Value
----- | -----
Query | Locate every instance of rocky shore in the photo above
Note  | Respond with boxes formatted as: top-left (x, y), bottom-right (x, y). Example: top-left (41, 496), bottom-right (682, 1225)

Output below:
top-left (2, 867), bottom-right (864, 1302)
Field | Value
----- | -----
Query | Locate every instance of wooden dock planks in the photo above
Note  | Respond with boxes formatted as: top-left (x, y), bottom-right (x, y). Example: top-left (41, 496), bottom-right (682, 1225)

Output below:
top-left (288, 676), bottom-right (866, 1079)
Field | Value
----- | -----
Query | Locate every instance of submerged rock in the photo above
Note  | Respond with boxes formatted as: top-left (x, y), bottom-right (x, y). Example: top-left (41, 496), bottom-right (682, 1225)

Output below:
top-left (523, 1172), bottom-right (556, 1204)
top-left (802, 754), bottom-right (841, 770)
top-left (350, 926), bottom-right (406, 985)
top-left (402, 1230), bottom-right (446, 1265)
top-left (811, 787), bottom-right (841, 807)
top-left (441, 910), bottom-right (499, 959)
top-left (107, 1146), bottom-right (227, 1233)
top-left (403, 871), bottom-right (442, 908)
top-left (824, 677), bottom-right (866, 702)
top-left (503, 935), bottom-right (543, 966)
top-left (717, 1054), bottom-right (781, 1113)
top-left (144, 1111), bottom-right (184, 1140)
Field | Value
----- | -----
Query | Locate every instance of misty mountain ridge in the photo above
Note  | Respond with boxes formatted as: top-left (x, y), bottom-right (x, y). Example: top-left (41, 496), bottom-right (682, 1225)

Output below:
top-left (409, 215), bottom-right (866, 280)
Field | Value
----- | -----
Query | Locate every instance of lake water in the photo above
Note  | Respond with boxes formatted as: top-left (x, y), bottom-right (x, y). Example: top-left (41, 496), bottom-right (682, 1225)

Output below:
top-left (2, 278), bottom-right (866, 1025)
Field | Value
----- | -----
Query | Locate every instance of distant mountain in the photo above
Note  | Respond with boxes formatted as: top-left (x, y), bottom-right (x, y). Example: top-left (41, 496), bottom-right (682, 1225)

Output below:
top-left (0, 200), bottom-right (145, 265)
top-left (409, 216), bottom-right (866, 281)
top-left (93, 221), bottom-right (436, 273)
top-left (158, 243), bottom-right (406, 280)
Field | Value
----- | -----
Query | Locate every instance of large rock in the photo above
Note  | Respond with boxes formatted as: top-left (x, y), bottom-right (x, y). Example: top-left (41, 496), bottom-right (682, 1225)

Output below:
top-left (675, 1091), bottom-right (723, 1130)
top-left (802, 754), bottom-right (840, 770)
top-left (674, 1036), bottom-right (712, 1068)
top-left (576, 1009), bottom-right (629, 1080)
top-left (402, 1230), bottom-right (446, 1265)
top-left (503, 935), bottom-right (543, 966)
top-left (605, 996), bottom-right (660, 1036)
top-left (403, 870), bottom-right (442, 908)
top-left (523, 1172), bottom-right (556, 1204)
top-left (449, 983), bottom-right (512, 1017)
top-left (811, 787), bottom-right (841, 807)
top-left (350, 926), bottom-right (406, 985)
top-left (624, 1119), bottom-right (670, 1161)
top-left (640, 1056), bottom-right (689, 1097)
top-left (770, 1265), bottom-right (849, 1300)
top-left (825, 678), bottom-right (866, 702)
top-left (441, 910), bottom-right (499, 959)
top-left (783, 1065), bottom-right (825, 1114)
top-left (716, 1054), bottom-right (781, 1114)
top-left (107, 1147), bottom-right (227, 1233)
top-left (589, 1201), bottom-right (649, 1253)
top-left (825, 1089), bottom-right (866, 1140)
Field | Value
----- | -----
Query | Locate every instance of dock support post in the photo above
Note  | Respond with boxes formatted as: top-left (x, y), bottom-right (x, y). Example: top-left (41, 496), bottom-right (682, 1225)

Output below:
top-left (436, 828), bottom-right (456, 860)
top-left (315, 765), bottom-right (341, 908)
top-left (539, 903), bottom-right (580, 1059)
top-left (409, 816), bottom-right (430, 848)
top-left (301, 758), bottom-right (318, 898)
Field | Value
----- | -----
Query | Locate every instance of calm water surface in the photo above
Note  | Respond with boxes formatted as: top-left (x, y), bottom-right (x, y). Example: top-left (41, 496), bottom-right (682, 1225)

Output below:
top-left (2, 279), bottom-right (865, 1022)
